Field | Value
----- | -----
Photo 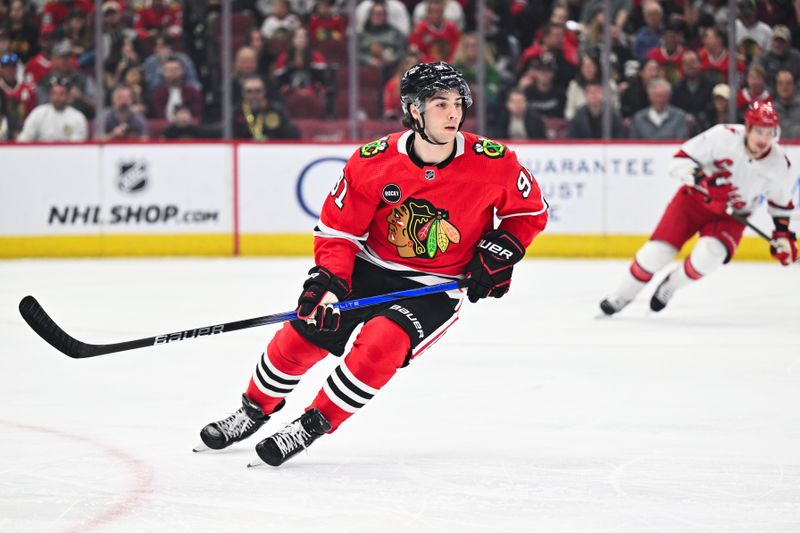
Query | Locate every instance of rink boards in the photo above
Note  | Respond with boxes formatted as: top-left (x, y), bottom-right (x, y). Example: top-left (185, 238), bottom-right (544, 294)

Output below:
top-left (2, 140), bottom-right (798, 259)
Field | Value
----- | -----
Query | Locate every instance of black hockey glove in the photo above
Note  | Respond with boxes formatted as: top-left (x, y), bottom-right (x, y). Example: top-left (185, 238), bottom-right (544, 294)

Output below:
top-left (466, 229), bottom-right (526, 303)
top-left (297, 266), bottom-right (350, 331)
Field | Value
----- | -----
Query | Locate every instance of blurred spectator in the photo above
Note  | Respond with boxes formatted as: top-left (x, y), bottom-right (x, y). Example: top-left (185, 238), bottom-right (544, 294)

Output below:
top-left (149, 56), bottom-right (203, 121)
top-left (134, 0), bottom-right (182, 42)
top-left (40, 0), bottom-right (93, 31)
top-left (37, 40), bottom-right (95, 119)
top-left (706, 83), bottom-right (731, 128)
top-left (254, 0), bottom-right (320, 20)
top-left (308, 0), bottom-right (346, 43)
top-left (489, 87), bottom-right (546, 140)
top-left (567, 81), bottom-right (625, 139)
top-left (479, 2), bottom-right (518, 83)
top-left (630, 79), bottom-right (688, 139)
top-left (698, 27), bottom-right (744, 84)
top-left (24, 28), bottom-right (58, 85)
top-left (519, 54), bottom-right (565, 119)
top-left (358, 1), bottom-right (406, 75)
top-left (734, 0), bottom-right (772, 51)
top-left (246, 29), bottom-right (274, 78)
top-left (0, 52), bottom-right (36, 137)
top-left (564, 54), bottom-right (619, 121)
top-left (233, 75), bottom-right (298, 140)
top-left (104, 35), bottom-right (140, 92)
top-left (671, 50), bottom-right (714, 134)
top-left (580, 10), bottom-right (632, 83)
top-left (232, 46), bottom-right (266, 106)
top-left (646, 20), bottom-right (686, 84)
top-left (773, 70), bottom-right (800, 139)
top-left (17, 77), bottom-right (88, 142)
top-left (382, 51), bottom-right (420, 119)
top-left (620, 58), bottom-right (661, 119)
top-left (632, 1), bottom-right (663, 62)
top-left (273, 27), bottom-right (327, 97)
top-left (579, 0), bottom-right (630, 35)
top-left (142, 34), bottom-right (200, 91)
top-left (101, 84), bottom-right (149, 140)
top-left (412, 0), bottom-right (465, 31)
top-left (757, 26), bottom-right (800, 92)
top-left (518, 23), bottom-right (577, 90)
top-left (451, 33), bottom-right (500, 116)
top-left (64, 7), bottom-right (93, 58)
top-left (0, 90), bottom-right (9, 141)
top-left (99, 1), bottom-right (138, 66)
top-left (736, 63), bottom-right (772, 116)
top-left (120, 63), bottom-right (148, 116)
top-left (538, 3), bottom-right (579, 67)
top-left (737, 37), bottom-right (763, 67)
top-left (6, 0), bottom-right (39, 62)
top-left (163, 103), bottom-right (200, 139)
top-left (355, 0), bottom-right (411, 37)
top-left (260, 0), bottom-right (301, 40)
top-left (408, 0), bottom-right (461, 63)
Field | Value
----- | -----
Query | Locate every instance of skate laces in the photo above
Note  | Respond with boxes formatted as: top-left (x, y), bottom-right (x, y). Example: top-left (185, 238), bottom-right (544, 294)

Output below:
top-left (217, 408), bottom-right (254, 437)
top-left (271, 420), bottom-right (313, 457)
top-left (655, 276), bottom-right (676, 303)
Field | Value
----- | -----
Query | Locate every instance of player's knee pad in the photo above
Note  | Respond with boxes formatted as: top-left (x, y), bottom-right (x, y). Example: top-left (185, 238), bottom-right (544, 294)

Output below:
top-left (687, 237), bottom-right (727, 277)
top-left (350, 317), bottom-right (410, 373)
top-left (634, 240), bottom-right (677, 279)
top-left (268, 323), bottom-right (327, 371)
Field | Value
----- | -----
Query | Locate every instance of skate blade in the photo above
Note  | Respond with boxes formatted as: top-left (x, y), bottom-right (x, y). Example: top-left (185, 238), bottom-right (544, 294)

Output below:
top-left (192, 442), bottom-right (211, 453)
top-left (246, 458), bottom-right (265, 468)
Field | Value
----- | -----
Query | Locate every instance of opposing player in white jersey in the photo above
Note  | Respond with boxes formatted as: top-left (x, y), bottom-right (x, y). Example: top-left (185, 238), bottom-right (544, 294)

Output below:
top-left (600, 101), bottom-right (797, 315)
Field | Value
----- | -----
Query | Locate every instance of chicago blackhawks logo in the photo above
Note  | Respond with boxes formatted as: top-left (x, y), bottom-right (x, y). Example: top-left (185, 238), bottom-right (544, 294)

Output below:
top-left (386, 198), bottom-right (461, 259)
top-left (472, 138), bottom-right (506, 158)
top-left (360, 136), bottom-right (389, 158)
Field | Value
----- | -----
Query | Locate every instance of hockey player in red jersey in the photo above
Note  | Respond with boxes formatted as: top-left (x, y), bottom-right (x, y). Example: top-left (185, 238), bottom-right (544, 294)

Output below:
top-left (197, 62), bottom-right (548, 466)
top-left (600, 101), bottom-right (796, 315)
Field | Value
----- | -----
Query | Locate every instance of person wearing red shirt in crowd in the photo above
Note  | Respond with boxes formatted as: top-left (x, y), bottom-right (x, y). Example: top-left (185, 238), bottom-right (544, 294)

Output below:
top-left (134, 0), bottom-right (182, 42)
top-left (24, 28), bottom-right (59, 85)
top-left (149, 56), bottom-right (203, 121)
top-left (0, 52), bottom-right (36, 138)
top-left (736, 63), bottom-right (772, 115)
top-left (308, 0), bottom-right (346, 43)
top-left (39, 0), bottom-right (94, 30)
top-left (646, 20), bottom-right (687, 84)
top-left (698, 27), bottom-right (745, 84)
top-left (383, 51), bottom-right (421, 119)
top-left (533, 4), bottom-right (579, 66)
top-left (409, 0), bottom-right (461, 63)
top-left (517, 22), bottom-right (577, 90)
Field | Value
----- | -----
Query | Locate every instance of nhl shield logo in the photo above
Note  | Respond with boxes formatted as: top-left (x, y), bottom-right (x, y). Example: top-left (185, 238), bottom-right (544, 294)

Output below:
top-left (118, 160), bottom-right (148, 193)
top-left (424, 169), bottom-right (435, 180)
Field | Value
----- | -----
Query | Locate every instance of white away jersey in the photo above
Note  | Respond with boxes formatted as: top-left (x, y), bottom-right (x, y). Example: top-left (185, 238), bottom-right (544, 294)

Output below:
top-left (672, 124), bottom-right (794, 216)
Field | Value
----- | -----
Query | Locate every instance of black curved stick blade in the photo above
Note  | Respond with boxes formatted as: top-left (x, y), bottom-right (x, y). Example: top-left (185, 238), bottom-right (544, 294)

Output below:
top-left (18, 296), bottom-right (98, 358)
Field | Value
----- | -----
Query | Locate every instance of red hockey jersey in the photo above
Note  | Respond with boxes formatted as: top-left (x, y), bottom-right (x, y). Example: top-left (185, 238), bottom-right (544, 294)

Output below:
top-left (315, 130), bottom-right (549, 285)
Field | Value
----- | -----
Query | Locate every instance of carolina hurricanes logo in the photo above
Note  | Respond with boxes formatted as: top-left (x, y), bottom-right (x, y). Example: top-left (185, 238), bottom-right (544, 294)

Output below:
top-left (386, 197), bottom-right (461, 259)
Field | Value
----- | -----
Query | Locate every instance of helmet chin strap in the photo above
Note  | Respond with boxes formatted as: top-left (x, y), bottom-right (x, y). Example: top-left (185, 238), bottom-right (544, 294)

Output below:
top-left (413, 114), bottom-right (447, 145)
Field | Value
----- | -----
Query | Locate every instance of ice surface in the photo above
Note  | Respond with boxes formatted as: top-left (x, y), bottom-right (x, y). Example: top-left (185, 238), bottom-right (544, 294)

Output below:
top-left (1, 258), bottom-right (799, 532)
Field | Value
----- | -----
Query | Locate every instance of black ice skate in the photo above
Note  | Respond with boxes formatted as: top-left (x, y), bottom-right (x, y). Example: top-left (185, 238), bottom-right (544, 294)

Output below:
top-left (649, 275), bottom-right (676, 312)
top-left (599, 296), bottom-right (631, 316)
top-left (253, 408), bottom-right (331, 467)
top-left (195, 394), bottom-right (283, 451)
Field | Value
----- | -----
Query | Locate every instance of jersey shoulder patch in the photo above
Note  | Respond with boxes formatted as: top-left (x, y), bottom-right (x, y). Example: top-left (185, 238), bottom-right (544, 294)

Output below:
top-left (470, 135), bottom-right (508, 159)
top-left (359, 136), bottom-right (390, 158)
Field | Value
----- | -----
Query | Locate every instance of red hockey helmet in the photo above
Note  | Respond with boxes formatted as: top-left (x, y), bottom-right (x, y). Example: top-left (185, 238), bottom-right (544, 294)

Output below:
top-left (744, 101), bottom-right (780, 128)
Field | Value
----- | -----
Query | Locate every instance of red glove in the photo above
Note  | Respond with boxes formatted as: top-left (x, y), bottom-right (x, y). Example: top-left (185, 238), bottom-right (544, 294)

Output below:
top-left (770, 230), bottom-right (798, 266)
top-left (698, 175), bottom-right (744, 215)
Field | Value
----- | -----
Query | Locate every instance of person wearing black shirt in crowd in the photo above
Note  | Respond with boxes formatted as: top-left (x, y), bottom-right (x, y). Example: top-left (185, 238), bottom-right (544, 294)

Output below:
top-left (233, 76), bottom-right (299, 140)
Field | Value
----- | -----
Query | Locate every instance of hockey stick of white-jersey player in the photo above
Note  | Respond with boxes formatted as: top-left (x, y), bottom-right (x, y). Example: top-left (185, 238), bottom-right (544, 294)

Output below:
top-left (19, 280), bottom-right (468, 359)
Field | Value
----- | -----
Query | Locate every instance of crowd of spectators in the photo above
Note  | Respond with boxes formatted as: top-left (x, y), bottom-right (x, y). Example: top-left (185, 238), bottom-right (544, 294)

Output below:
top-left (2, 0), bottom-right (800, 143)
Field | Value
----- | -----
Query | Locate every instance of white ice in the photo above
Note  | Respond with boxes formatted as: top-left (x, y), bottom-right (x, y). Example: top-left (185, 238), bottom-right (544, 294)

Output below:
top-left (1, 257), bottom-right (799, 533)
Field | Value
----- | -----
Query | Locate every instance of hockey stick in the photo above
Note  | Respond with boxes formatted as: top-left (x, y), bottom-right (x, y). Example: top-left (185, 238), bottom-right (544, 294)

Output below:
top-left (19, 280), bottom-right (467, 359)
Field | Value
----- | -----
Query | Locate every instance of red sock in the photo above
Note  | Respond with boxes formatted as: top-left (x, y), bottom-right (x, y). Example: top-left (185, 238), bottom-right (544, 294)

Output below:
top-left (246, 323), bottom-right (327, 414)
top-left (309, 317), bottom-right (410, 432)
